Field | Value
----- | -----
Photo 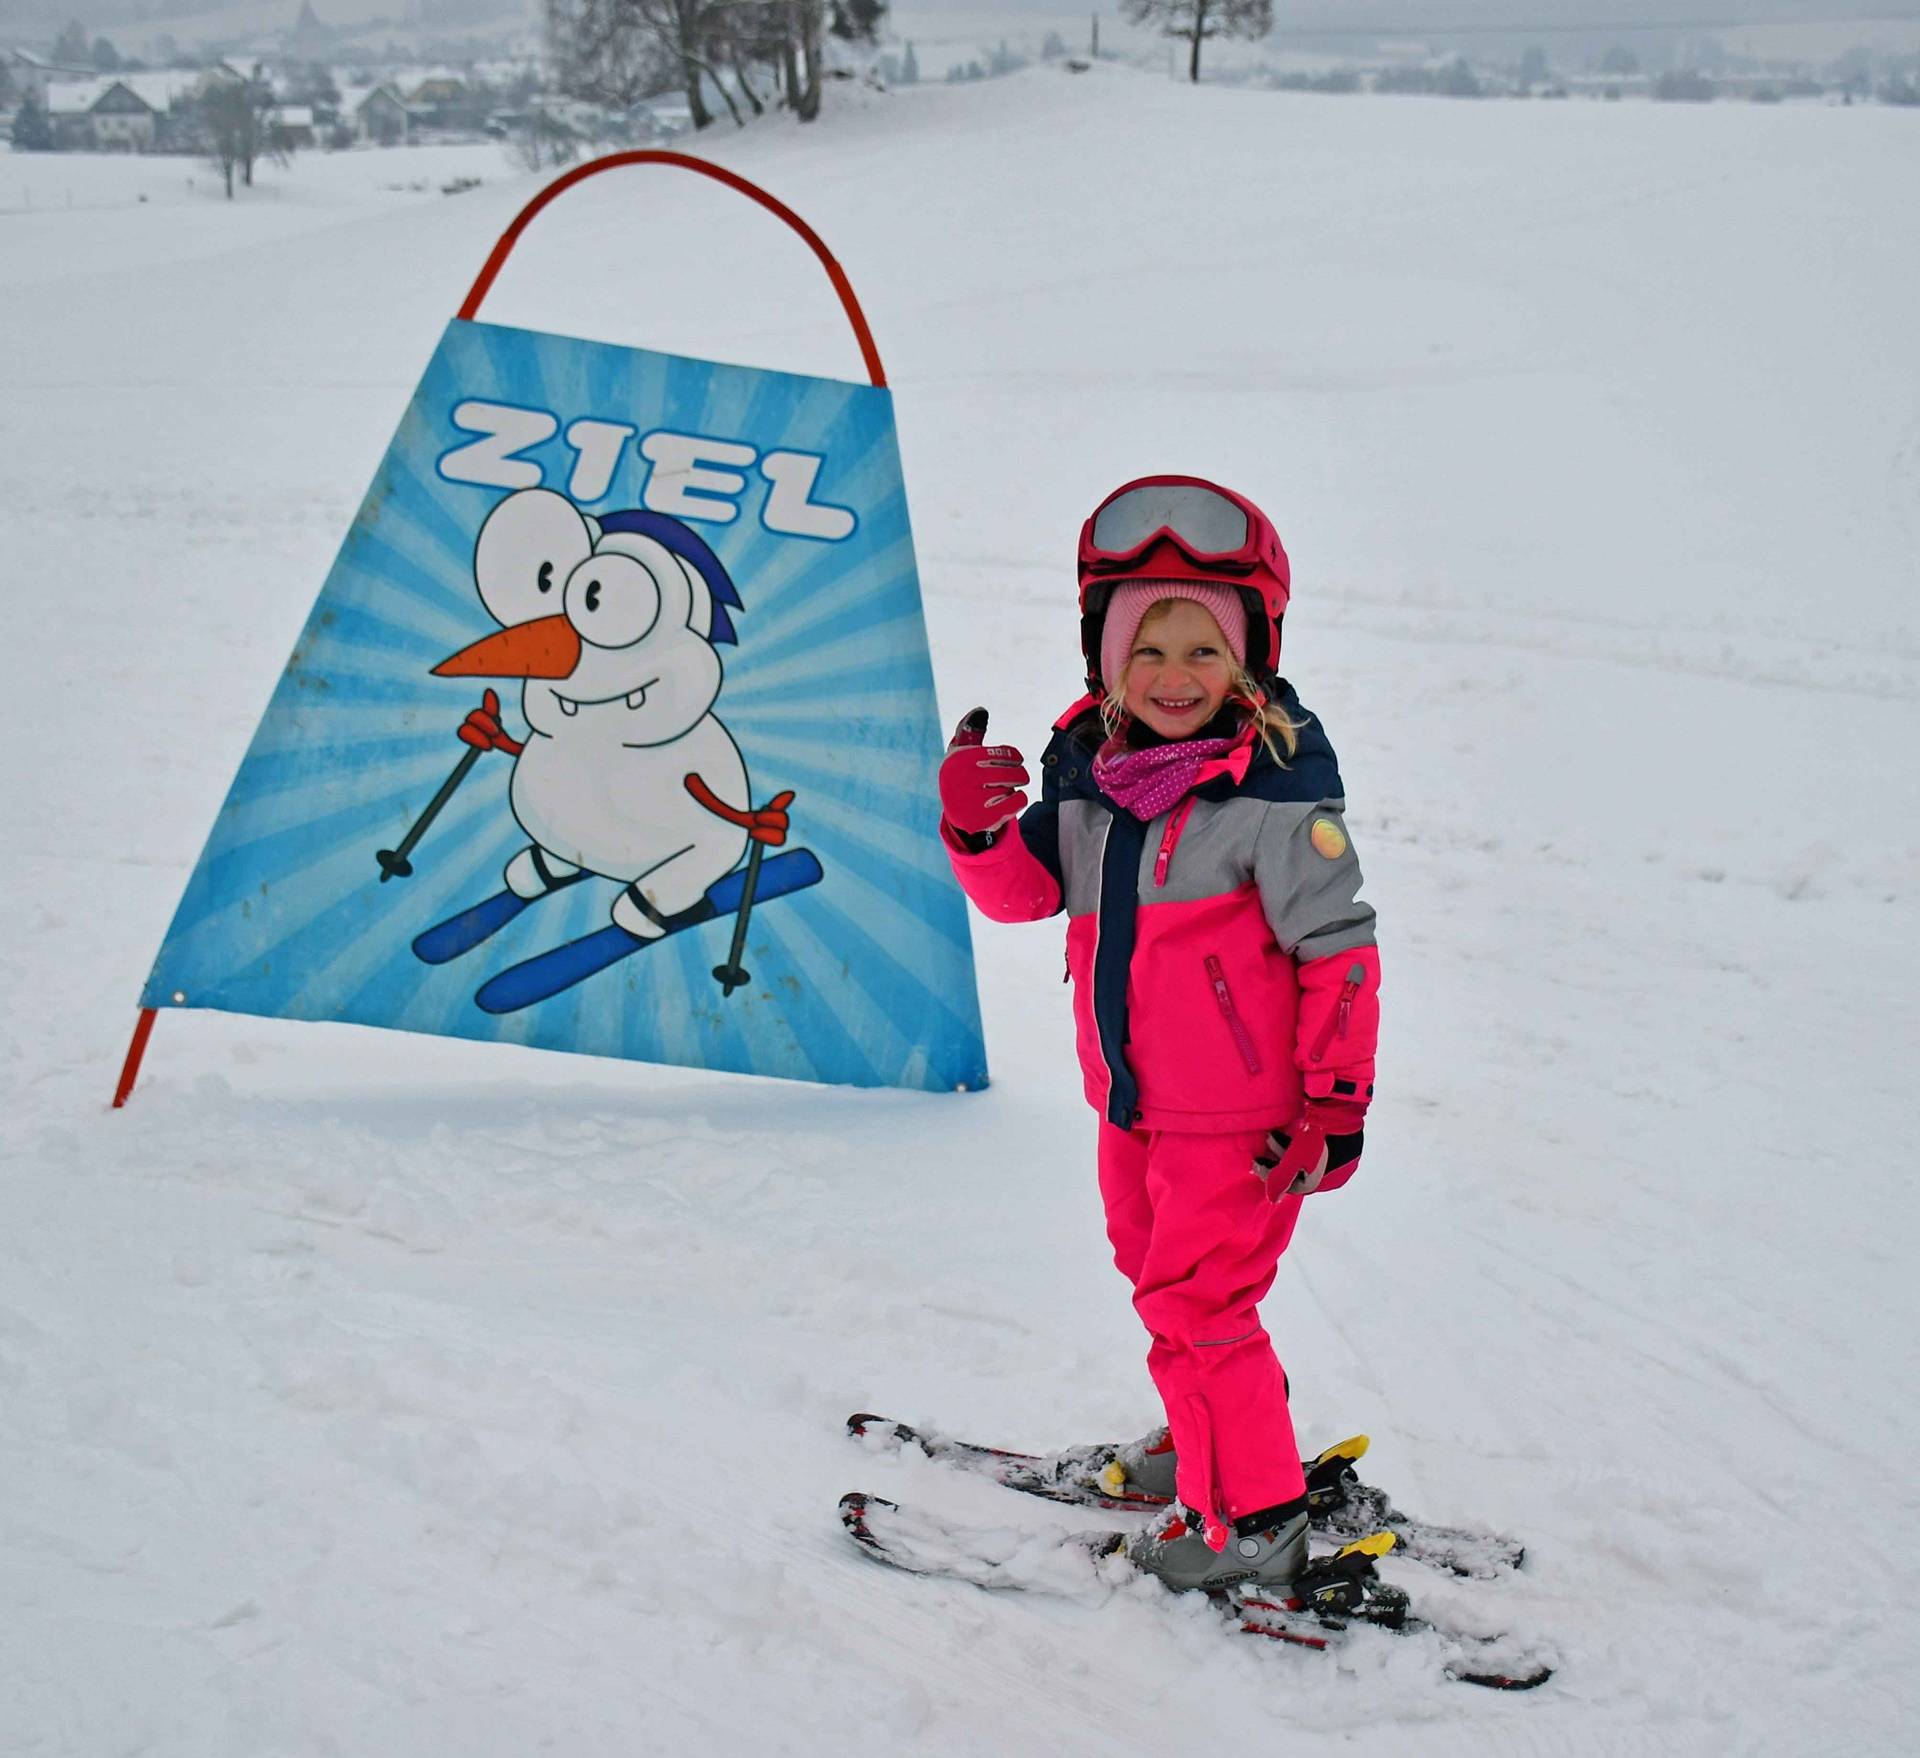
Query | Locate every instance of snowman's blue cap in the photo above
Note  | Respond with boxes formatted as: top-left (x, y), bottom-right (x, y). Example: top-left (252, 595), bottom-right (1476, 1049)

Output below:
top-left (597, 510), bottom-right (744, 646)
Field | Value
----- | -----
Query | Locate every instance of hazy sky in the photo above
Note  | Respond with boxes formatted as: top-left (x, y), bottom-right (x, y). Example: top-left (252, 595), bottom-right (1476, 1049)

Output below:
top-left (922, 0), bottom-right (1920, 27)
top-left (29, 0), bottom-right (1920, 48)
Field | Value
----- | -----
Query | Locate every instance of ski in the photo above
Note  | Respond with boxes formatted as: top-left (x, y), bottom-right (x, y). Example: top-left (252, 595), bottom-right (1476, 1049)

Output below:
top-left (847, 1413), bottom-right (1524, 1579)
top-left (1307, 1442), bottom-right (1527, 1580)
top-left (847, 1411), bottom-right (1172, 1512)
top-left (414, 888), bottom-right (533, 964)
top-left (473, 848), bottom-right (824, 1013)
top-left (412, 871), bottom-right (589, 966)
top-left (838, 1493), bottom-right (1552, 1691)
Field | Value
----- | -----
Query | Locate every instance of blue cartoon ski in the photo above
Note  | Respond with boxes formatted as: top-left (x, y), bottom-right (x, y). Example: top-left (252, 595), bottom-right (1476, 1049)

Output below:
top-left (412, 877), bottom-right (592, 965)
top-left (473, 848), bottom-right (824, 1013)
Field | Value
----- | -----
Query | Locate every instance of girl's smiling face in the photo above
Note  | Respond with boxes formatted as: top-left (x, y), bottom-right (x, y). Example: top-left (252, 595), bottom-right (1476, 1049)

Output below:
top-left (1120, 598), bottom-right (1235, 738)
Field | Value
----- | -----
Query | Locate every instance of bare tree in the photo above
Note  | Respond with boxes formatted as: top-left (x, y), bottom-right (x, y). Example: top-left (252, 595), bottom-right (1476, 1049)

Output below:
top-left (546, 0), bottom-right (741, 129)
top-left (1122, 0), bottom-right (1271, 85)
top-left (545, 0), bottom-right (843, 131)
top-left (713, 0), bottom-right (789, 116)
top-left (829, 0), bottom-right (884, 44)
top-left (652, 0), bottom-right (755, 127)
top-left (781, 0), bottom-right (826, 121)
top-left (201, 76), bottom-right (280, 199)
top-left (508, 107), bottom-right (582, 171)
top-left (544, 0), bottom-right (676, 109)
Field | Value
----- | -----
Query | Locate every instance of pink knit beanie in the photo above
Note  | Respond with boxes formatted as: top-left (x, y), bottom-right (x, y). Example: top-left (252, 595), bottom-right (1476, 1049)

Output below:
top-left (1099, 581), bottom-right (1249, 695)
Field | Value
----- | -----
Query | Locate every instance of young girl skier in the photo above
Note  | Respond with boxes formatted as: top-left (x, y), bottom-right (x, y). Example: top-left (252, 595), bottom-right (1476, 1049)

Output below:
top-left (936, 475), bottom-right (1380, 1593)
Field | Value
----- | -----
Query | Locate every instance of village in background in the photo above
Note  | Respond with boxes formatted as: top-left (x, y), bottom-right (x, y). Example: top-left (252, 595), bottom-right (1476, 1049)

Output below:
top-left (4, 3), bottom-right (705, 197)
top-left (4, 2), bottom-right (1918, 200)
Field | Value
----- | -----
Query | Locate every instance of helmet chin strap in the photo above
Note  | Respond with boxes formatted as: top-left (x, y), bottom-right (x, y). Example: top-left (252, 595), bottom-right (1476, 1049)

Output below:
top-left (1240, 590), bottom-right (1280, 673)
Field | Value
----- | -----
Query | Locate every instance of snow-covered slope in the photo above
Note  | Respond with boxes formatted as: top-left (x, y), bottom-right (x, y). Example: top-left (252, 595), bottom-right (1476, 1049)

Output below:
top-left (4, 69), bottom-right (1918, 1754)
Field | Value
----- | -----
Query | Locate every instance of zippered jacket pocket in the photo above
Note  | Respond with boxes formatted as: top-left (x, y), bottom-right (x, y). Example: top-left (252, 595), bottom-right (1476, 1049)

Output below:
top-left (1295, 949), bottom-right (1380, 1107)
top-left (1306, 961), bottom-right (1368, 1063)
top-left (1204, 955), bottom-right (1263, 1077)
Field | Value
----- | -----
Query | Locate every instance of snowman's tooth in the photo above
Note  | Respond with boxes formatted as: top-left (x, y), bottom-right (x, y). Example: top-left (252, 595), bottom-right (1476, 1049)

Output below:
top-left (625, 688), bottom-right (647, 709)
top-left (557, 696), bottom-right (578, 717)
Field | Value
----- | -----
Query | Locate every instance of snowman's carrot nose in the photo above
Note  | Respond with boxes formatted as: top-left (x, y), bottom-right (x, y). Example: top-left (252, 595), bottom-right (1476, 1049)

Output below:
top-left (434, 615), bottom-right (581, 680)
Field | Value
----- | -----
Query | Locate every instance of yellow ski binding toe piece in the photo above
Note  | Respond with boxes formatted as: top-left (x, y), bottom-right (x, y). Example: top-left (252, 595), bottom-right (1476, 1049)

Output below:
top-left (1338, 1531), bottom-right (1398, 1562)
top-left (1311, 1434), bottom-right (1371, 1469)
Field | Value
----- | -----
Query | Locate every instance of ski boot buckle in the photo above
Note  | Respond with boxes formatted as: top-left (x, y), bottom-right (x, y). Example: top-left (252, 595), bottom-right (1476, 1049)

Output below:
top-left (1288, 1533), bottom-right (1409, 1628)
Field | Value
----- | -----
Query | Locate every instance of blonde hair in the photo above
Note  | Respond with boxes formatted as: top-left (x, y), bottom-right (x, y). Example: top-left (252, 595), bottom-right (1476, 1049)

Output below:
top-left (1099, 624), bottom-right (1303, 766)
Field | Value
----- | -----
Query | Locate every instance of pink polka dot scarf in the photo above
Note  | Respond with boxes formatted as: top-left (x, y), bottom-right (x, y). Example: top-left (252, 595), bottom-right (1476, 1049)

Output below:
top-left (1092, 734), bottom-right (1242, 821)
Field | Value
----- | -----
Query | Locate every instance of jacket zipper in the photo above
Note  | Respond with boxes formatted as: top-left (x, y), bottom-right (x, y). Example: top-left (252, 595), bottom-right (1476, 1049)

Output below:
top-left (1153, 797), bottom-right (1198, 888)
top-left (1204, 955), bottom-right (1262, 1076)
top-left (1308, 961), bottom-right (1368, 1063)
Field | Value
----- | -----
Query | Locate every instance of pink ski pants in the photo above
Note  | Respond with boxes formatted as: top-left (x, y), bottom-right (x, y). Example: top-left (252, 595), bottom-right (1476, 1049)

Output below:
top-left (1097, 1120), bottom-right (1307, 1546)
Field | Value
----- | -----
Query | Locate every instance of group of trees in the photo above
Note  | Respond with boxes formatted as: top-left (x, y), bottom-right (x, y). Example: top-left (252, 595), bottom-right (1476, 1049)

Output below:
top-left (200, 70), bottom-right (285, 199)
top-left (51, 19), bottom-right (129, 72)
top-left (1652, 69), bottom-right (1714, 102)
top-left (947, 41), bottom-right (1025, 83)
top-left (1376, 57), bottom-right (1482, 97)
top-left (543, 0), bottom-right (884, 130)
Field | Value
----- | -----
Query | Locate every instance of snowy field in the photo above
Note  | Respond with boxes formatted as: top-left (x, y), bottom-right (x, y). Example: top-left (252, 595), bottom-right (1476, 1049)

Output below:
top-left (5, 67), bottom-right (1920, 1755)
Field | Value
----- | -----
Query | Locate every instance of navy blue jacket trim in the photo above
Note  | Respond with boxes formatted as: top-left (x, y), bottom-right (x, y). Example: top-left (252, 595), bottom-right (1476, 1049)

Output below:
top-left (1016, 798), bottom-right (1064, 895)
top-left (1094, 812), bottom-right (1146, 1125)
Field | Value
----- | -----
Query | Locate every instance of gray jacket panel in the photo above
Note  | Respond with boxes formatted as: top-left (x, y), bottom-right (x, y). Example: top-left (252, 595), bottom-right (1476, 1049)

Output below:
top-left (1252, 801), bottom-right (1376, 959)
top-left (1053, 792), bottom-right (1375, 960)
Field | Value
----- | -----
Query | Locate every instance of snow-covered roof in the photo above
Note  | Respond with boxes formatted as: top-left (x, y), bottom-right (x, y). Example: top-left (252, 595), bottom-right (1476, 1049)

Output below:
top-left (271, 104), bottom-right (315, 127)
top-left (112, 69), bottom-right (211, 111)
top-left (8, 48), bottom-right (94, 74)
top-left (43, 68), bottom-right (219, 116)
top-left (45, 78), bottom-right (121, 116)
top-left (527, 94), bottom-right (615, 129)
top-left (379, 64), bottom-right (469, 95)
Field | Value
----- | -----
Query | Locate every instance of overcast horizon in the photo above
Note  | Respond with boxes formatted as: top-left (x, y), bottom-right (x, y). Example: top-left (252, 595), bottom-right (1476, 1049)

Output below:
top-left (14, 0), bottom-right (1920, 42)
top-left (935, 0), bottom-right (1920, 21)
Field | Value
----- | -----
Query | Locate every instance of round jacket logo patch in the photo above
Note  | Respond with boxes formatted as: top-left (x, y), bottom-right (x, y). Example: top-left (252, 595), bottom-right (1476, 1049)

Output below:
top-left (1310, 818), bottom-right (1348, 860)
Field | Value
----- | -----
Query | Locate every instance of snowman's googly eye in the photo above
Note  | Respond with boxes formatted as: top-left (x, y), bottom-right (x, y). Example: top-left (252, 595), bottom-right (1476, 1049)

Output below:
top-left (474, 490), bottom-right (594, 628)
top-left (564, 553), bottom-right (660, 650)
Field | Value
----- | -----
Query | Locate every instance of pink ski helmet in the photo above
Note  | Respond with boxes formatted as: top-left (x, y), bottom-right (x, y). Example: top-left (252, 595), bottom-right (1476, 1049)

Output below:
top-left (1076, 475), bottom-right (1291, 696)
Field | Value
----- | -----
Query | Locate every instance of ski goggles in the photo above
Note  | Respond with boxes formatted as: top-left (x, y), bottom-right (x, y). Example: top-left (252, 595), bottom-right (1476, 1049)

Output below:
top-left (1080, 478), bottom-right (1263, 572)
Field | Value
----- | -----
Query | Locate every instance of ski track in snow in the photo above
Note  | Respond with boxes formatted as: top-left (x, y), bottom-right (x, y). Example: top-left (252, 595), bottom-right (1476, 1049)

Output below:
top-left (4, 64), bottom-right (1919, 1756)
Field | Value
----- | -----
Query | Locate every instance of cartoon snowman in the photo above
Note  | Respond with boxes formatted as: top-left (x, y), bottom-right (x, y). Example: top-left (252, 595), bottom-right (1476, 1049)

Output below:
top-left (432, 488), bottom-right (792, 941)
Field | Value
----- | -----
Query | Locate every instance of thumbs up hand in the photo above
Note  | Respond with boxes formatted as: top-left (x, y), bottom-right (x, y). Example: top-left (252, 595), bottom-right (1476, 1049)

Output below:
top-left (939, 708), bottom-right (1029, 836)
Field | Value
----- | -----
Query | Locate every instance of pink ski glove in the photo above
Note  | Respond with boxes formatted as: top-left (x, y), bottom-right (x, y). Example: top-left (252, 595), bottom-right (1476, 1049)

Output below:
top-left (1254, 1098), bottom-right (1367, 1200)
top-left (938, 708), bottom-right (1030, 837)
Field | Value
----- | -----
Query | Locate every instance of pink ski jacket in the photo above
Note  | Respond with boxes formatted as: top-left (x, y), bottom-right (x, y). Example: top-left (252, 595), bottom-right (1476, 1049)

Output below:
top-left (944, 685), bottom-right (1379, 1134)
